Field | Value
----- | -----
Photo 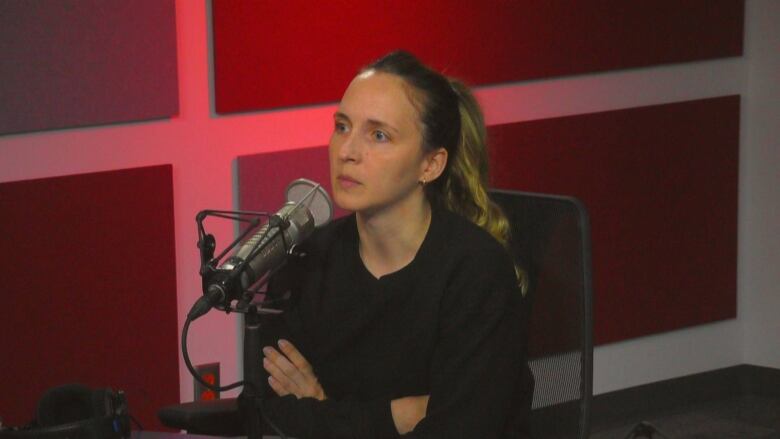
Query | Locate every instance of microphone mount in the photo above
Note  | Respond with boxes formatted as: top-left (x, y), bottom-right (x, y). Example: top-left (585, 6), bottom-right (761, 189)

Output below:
top-left (182, 179), bottom-right (331, 439)
top-left (193, 209), bottom-right (293, 318)
top-left (187, 209), bottom-right (292, 439)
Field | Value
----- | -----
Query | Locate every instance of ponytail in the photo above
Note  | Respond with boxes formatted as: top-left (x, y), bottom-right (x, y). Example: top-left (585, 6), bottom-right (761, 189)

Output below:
top-left (444, 80), bottom-right (529, 295)
top-left (443, 80), bottom-right (509, 247)
top-left (365, 51), bottom-right (528, 293)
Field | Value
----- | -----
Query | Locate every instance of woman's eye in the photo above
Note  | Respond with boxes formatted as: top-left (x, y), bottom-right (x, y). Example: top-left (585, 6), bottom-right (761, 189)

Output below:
top-left (334, 122), bottom-right (348, 133)
top-left (372, 130), bottom-right (389, 142)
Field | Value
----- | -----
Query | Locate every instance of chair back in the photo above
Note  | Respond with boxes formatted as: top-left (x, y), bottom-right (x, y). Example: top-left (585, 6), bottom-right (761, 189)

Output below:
top-left (491, 190), bottom-right (593, 439)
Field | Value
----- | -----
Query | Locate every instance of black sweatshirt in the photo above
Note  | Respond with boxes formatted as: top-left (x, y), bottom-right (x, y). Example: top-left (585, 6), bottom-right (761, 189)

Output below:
top-left (259, 206), bottom-right (532, 438)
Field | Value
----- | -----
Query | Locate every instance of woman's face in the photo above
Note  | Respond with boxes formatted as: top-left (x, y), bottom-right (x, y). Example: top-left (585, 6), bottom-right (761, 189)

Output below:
top-left (329, 71), bottom-right (432, 215)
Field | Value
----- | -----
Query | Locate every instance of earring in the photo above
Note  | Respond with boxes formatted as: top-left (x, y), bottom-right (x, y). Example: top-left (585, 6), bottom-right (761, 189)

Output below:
top-left (419, 178), bottom-right (427, 186)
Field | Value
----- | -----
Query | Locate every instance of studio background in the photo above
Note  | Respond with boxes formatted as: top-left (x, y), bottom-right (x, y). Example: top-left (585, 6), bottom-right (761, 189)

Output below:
top-left (1, 0), bottom-right (777, 428)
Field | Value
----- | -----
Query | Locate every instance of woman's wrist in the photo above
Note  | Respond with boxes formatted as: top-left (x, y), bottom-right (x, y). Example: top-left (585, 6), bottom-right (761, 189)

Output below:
top-left (390, 395), bottom-right (429, 434)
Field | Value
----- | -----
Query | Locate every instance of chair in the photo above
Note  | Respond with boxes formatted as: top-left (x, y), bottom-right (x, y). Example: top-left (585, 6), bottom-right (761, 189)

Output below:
top-left (491, 189), bottom-right (594, 439)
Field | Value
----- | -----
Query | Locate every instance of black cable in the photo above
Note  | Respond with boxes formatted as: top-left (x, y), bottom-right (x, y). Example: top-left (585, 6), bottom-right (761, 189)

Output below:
top-left (128, 414), bottom-right (144, 431)
top-left (241, 381), bottom-right (288, 439)
top-left (182, 317), bottom-right (245, 393)
top-left (181, 316), bottom-right (288, 439)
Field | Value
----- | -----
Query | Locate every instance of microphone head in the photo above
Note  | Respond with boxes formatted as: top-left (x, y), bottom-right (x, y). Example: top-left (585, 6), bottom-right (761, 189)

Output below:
top-left (285, 178), bottom-right (333, 227)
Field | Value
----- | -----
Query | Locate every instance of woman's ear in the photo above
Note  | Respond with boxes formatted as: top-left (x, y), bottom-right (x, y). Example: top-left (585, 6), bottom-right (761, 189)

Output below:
top-left (420, 147), bottom-right (448, 183)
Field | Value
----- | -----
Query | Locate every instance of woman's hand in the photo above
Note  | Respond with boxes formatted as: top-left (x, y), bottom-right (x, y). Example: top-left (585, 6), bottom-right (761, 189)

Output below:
top-left (391, 394), bottom-right (429, 434)
top-left (262, 339), bottom-right (326, 401)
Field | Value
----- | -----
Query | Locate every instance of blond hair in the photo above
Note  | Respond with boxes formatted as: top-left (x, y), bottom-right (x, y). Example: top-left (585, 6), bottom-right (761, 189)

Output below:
top-left (443, 80), bottom-right (528, 295)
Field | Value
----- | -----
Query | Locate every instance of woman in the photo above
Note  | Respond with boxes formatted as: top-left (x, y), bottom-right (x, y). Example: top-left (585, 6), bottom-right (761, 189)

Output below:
top-left (259, 51), bottom-right (532, 438)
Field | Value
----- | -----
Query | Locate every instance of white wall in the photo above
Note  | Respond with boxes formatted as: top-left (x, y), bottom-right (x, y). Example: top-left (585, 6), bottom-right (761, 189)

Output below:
top-left (0, 0), bottom-right (776, 401)
top-left (739, 0), bottom-right (780, 369)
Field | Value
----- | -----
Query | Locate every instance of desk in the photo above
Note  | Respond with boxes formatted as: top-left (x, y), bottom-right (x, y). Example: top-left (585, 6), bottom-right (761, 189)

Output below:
top-left (131, 432), bottom-right (283, 439)
top-left (131, 433), bottom-right (230, 439)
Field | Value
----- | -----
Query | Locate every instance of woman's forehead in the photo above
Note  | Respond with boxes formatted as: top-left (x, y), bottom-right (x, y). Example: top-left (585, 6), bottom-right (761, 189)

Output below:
top-left (338, 72), bottom-right (421, 128)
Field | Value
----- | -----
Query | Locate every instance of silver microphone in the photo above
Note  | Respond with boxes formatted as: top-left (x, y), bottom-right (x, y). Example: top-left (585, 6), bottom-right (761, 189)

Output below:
top-left (190, 179), bottom-right (332, 319)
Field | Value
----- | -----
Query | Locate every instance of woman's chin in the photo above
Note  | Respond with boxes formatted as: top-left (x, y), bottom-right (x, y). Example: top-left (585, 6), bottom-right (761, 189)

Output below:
top-left (333, 193), bottom-right (361, 213)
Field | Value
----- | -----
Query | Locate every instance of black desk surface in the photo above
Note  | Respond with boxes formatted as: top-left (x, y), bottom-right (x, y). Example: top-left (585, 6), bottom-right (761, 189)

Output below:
top-left (131, 433), bottom-right (230, 439)
top-left (131, 432), bottom-right (281, 439)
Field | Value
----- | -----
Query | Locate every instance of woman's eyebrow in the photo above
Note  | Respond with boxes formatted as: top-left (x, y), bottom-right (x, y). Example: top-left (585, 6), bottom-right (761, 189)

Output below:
top-left (335, 111), bottom-right (400, 135)
top-left (365, 118), bottom-right (400, 135)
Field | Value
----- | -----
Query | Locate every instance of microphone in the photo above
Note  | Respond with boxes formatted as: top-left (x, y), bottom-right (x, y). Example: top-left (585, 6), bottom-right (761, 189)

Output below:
top-left (189, 179), bottom-right (333, 319)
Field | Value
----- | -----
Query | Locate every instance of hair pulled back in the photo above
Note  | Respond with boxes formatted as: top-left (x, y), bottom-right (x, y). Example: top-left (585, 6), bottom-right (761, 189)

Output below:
top-left (364, 51), bottom-right (511, 248)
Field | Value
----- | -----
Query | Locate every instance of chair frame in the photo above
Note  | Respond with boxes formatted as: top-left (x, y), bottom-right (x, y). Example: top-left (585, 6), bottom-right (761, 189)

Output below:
top-left (491, 189), bottom-right (594, 439)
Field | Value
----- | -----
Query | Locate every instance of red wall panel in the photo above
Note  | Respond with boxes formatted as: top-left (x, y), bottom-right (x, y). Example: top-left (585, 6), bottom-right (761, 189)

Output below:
top-left (489, 96), bottom-right (740, 344)
top-left (0, 166), bottom-right (179, 430)
top-left (213, 0), bottom-right (743, 113)
top-left (235, 96), bottom-right (739, 346)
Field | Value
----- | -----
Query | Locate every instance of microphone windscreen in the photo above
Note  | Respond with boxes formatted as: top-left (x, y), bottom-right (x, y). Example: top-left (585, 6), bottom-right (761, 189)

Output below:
top-left (285, 178), bottom-right (333, 227)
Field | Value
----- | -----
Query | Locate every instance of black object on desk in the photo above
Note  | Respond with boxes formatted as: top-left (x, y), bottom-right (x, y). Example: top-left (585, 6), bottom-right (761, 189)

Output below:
top-left (131, 432), bottom-right (229, 439)
top-left (157, 398), bottom-right (242, 436)
top-left (0, 383), bottom-right (130, 439)
top-left (130, 431), bottom-right (283, 439)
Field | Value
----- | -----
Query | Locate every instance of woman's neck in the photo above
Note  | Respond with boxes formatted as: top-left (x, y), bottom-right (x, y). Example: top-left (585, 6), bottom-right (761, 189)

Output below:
top-left (356, 196), bottom-right (432, 279)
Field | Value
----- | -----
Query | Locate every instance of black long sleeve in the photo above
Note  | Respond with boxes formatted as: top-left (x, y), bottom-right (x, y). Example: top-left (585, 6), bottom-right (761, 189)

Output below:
top-left (258, 207), bottom-right (530, 439)
top-left (262, 394), bottom-right (397, 438)
top-left (402, 240), bottom-right (525, 438)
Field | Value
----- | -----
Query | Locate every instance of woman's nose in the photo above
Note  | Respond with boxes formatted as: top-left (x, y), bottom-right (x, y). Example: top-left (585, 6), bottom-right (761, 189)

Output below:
top-left (337, 133), bottom-right (360, 162)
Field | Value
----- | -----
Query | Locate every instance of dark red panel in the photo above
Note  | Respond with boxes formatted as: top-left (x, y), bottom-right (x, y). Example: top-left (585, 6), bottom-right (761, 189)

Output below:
top-left (237, 146), bottom-right (348, 220)
top-left (489, 96), bottom-right (740, 345)
top-left (0, 166), bottom-right (179, 430)
top-left (212, 0), bottom-right (743, 113)
top-left (0, 0), bottom-right (178, 135)
top-left (233, 97), bottom-right (739, 345)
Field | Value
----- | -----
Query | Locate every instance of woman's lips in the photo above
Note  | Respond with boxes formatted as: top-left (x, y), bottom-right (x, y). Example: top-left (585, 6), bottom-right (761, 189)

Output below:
top-left (337, 175), bottom-right (360, 189)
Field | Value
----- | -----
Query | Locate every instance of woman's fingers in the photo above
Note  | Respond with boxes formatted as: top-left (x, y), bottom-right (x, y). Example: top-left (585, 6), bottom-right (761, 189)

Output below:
top-left (263, 354), bottom-right (295, 396)
top-left (278, 339), bottom-right (314, 373)
top-left (267, 374), bottom-right (290, 397)
top-left (263, 347), bottom-right (304, 391)
top-left (262, 341), bottom-right (326, 400)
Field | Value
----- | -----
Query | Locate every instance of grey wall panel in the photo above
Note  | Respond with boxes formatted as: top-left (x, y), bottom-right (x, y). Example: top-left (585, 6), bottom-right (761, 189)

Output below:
top-left (0, 0), bottom-right (179, 135)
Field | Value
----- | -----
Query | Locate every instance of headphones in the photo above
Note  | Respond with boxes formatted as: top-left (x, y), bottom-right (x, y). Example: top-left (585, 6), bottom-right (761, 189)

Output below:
top-left (0, 384), bottom-right (130, 438)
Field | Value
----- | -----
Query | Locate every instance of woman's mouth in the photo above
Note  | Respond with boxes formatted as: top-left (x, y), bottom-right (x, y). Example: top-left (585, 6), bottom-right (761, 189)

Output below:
top-left (337, 175), bottom-right (361, 189)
